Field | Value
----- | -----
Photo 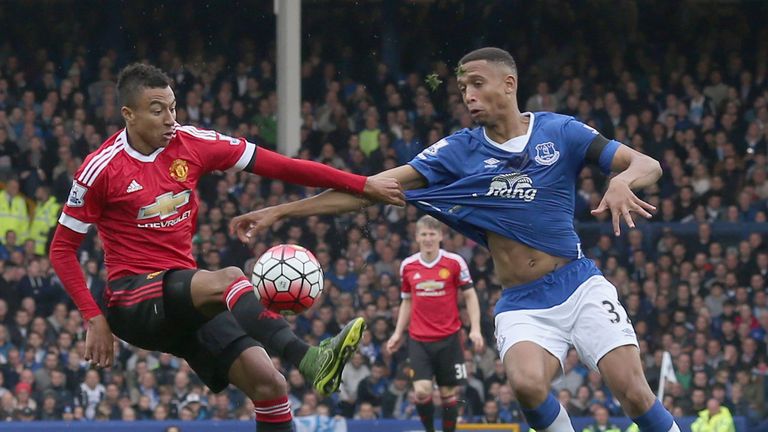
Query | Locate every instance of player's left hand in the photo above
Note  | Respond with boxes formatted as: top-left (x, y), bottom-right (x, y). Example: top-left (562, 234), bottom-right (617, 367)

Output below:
top-left (363, 177), bottom-right (405, 206)
top-left (469, 330), bottom-right (485, 353)
top-left (591, 178), bottom-right (655, 236)
top-left (230, 206), bottom-right (283, 243)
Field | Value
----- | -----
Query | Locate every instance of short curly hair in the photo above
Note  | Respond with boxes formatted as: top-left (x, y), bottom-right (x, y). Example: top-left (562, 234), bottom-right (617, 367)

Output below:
top-left (117, 63), bottom-right (172, 108)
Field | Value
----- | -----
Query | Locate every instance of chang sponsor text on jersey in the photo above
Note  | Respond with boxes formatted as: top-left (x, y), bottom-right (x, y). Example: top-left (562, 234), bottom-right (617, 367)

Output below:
top-left (406, 112), bottom-right (620, 259)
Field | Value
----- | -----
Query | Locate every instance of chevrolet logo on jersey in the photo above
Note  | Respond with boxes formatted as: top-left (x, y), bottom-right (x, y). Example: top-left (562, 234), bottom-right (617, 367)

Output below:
top-left (138, 190), bottom-right (191, 220)
top-left (415, 280), bottom-right (446, 297)
top-left (416, 280), bottom-right (445, 291)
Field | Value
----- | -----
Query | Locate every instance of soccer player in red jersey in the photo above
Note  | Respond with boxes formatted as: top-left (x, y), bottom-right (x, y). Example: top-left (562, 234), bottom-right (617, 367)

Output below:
top-left (48, 63), bottom-right (404, 431)
top-left (386, 216), bottom-right (485, 432)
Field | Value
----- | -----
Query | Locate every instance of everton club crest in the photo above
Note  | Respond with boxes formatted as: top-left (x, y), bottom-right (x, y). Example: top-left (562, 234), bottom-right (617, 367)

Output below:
top-left (534, 142), bottom-right (560, 166)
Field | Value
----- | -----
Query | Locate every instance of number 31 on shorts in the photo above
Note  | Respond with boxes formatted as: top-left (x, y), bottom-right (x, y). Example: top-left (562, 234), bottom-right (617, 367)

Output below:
top-left (454, 363), bottom-right (468, 380)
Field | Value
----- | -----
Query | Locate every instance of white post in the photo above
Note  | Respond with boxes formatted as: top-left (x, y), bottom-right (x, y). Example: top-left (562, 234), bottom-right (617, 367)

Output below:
top-left (657, 351), bottom-right (678, 402)
top-left (275, 0), bottom-right (301, 156)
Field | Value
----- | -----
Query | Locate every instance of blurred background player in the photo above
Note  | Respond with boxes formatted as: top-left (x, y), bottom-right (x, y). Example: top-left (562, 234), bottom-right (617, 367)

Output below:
top-left (386, 215), bottom-right (484, 432)
top-left (49, 63), bottom-right (403, 431)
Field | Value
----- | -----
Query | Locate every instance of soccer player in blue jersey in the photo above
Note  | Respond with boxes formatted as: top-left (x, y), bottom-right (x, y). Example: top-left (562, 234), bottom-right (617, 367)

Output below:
top-left (231, 47), bottom-right (679, 432)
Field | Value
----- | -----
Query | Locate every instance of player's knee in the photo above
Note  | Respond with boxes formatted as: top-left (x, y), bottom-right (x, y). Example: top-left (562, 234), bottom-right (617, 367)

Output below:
top-left (221, 266), bottom-right (246, 284)
top-left (510, 375), bottom-right (549, 406)
top-left (413, 381), bottom-right (433, 401)
top-left (415, 390), bottom-right (432, 402)
top-left (252, 369), bottom-right (288, 401)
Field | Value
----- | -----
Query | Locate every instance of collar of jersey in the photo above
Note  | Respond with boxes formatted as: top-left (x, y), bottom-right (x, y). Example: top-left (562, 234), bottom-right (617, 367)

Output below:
top-left (481, 112), bottom-right (535, 153)
top-left (418, 249), bottom-right (444, 268)
top-left (121, 129), bottom-right (167, 162)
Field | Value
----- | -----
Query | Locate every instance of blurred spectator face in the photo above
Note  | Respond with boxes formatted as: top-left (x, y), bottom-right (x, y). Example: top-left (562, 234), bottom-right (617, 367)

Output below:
top-left (692, 389), bottom-right (706, 407)
top-left (174, 371), bottom-right (189, 391)
top-left (693, 371), bottom-right (708, 389)
top-left (498, 385), bottom-right (514, 405)
top-left (50, 370), bottom-right (65, 388)
top-left (121, 407), bottom-right (136, 421)
top-left (85, 370), bottom-right (100, 388)
top-left (594, 406), bottom-right (609, 426)
top-left (357, 402), bottom-right (376, 419)
top-left (179, 406), bottom-right (194, 420)
top-left (15, 309), bottom-right (30, 327)
top-left (483, 400), bottom-right (499, 420)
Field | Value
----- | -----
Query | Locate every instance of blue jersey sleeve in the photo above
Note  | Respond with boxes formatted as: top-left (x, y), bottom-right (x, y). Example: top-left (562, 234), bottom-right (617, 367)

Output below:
top-left (407, 138), bottom-right (455, 186)
top-left (562, 118), bottom-right (620, 175)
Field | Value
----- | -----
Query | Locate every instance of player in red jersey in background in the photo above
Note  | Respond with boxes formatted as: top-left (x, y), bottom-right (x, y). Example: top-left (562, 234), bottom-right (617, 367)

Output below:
top-left (386, 215), bottom-right (485, 432)
top-left (49, 63), bottom-right (404, 431)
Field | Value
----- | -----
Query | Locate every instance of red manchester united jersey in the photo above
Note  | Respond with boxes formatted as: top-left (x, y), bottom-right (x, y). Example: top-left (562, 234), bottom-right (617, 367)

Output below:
top-left (59, 125), bottom-right (256, 280)
top-left (399, 249), bottom-right (473, 342)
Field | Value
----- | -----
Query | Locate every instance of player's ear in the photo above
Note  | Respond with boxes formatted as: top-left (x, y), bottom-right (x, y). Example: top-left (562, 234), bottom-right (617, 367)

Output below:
top-left (121, 106), bottom-right (134, 123)
top-left (504, 74), bottom-right (517, 95)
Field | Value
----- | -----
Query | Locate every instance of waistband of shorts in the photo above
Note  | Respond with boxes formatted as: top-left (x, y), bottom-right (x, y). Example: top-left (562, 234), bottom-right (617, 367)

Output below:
top-left (494, 257), bottom-right (602, 314)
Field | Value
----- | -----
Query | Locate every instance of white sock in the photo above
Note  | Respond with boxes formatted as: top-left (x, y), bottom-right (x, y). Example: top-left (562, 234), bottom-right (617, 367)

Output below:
top-left (542, 403), bottom-right (574, 432)
top-left (668, 421), bottom-right (681, 432)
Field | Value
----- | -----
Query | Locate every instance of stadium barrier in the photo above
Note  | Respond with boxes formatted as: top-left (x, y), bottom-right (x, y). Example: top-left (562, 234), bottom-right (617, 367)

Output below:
top-left (0, 416), bottom-right (750, 432)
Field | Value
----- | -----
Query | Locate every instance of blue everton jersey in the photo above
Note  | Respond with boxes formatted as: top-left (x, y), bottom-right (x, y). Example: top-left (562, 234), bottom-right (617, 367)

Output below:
top-left (406, 112), bottom-right (619, 259)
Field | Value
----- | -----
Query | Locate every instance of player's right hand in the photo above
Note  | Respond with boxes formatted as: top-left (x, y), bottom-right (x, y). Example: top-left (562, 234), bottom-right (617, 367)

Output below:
top-left (363, 177), bottom-right (405, 206)
top-left (85, 315), bottom-right (114, 368)
top-left (386, 333), bottom-right (403, 354)
top-left (230, 206), bottom-right (282, 243)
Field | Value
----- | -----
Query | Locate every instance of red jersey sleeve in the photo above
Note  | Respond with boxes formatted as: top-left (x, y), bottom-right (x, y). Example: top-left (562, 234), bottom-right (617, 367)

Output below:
top-left (451, 253), bottom-right (474, 290)
top-left (58, 157), bottom-right (108, 233)
top-left (399, 260), bottom-right (412, 299)
top-left (176, 124), bottom-right (367, 193)
top-left (176, 125), bottom-right (257, 173)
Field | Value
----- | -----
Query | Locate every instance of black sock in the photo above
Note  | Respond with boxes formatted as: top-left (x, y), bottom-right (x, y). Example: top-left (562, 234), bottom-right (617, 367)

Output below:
top-left (275, 327), bottom-right (310, 368)
top-left (442, 396), bottom-right (458, 432)
top-left (225, 279), bottom-right (309, 368)
top-left (256, 421), bottom-right (294, 431)
top-left (416, 398), bottom-right (435, 432)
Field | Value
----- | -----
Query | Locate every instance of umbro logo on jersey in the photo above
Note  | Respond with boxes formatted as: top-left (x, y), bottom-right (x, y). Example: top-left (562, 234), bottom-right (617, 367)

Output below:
top-left (126, 180), bottom-right (143, 193)
top-left (484, 173), bottom-right (538, 202)
top-left (483, 158), bottom-right (501, 168)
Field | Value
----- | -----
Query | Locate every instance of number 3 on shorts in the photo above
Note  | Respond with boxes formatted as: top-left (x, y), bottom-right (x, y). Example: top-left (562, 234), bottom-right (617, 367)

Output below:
top-left (454, 363), bottom-right (467, 380)
top-left (601, 300), bottom-right (630, 324)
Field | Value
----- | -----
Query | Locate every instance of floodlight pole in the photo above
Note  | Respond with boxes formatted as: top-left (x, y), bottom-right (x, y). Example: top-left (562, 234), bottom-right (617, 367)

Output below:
top-left (275, 0), bottom-right (301, 157)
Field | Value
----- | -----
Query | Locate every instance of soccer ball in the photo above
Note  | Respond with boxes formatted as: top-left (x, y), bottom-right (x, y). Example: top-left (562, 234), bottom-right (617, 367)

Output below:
top-left (251, 244), bottom-right (324, 314)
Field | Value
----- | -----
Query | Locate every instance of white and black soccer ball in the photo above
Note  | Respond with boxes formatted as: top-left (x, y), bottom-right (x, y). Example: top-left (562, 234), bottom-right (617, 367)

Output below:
top-left (251, 244), bottom-right (324, 313)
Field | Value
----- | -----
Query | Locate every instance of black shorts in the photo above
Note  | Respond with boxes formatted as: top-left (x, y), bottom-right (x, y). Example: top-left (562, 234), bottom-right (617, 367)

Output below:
top-left (408, 332), bottom-right (466, 387)
top-left (105, 270), bottom-right (260, 393)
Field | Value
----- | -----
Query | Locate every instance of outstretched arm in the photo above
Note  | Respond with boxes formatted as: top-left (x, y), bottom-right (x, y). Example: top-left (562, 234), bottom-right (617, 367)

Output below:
top-left (250, 146), bottom-right (405, 206)
top-left (591, 145), bottom-right (662, 236)
top-left (231, 165), bottom-right (426, 242)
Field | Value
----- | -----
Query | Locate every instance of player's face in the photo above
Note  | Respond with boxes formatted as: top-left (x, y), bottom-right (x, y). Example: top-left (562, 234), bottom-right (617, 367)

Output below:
top-left (457, 60), bottom-right (516, 126)
top-left (123, 86), bottom-right (177, 150)
top-left (416, 227), bottom-right (442, 253)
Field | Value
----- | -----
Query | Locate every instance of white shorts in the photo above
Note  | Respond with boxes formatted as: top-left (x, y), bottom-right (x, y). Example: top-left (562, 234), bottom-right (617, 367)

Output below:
top-left (494, 259), bottom-right (638, 371)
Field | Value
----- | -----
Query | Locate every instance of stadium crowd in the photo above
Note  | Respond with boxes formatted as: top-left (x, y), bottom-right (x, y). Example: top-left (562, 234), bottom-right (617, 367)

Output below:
top-left (0, 1), bottom-right (766, 430)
